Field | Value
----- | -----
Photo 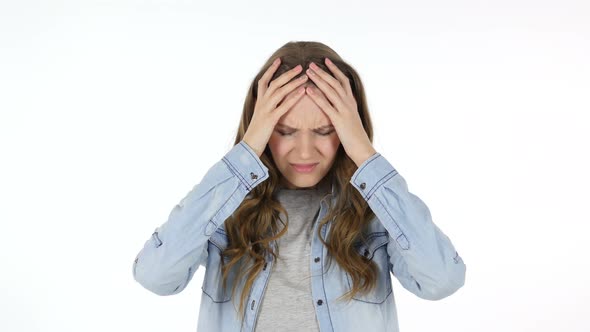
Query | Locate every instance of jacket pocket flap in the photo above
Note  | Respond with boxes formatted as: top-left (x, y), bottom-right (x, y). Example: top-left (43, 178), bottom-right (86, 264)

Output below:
top-left (354, 232), bottom-right (389, 261)
top-left (209, 227), bottom-right (229, 251)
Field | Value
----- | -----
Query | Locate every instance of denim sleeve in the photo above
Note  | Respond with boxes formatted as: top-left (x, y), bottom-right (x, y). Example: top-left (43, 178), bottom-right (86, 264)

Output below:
top-left (132, 140), bottom-right (269, 296)
top-left (350, 152), bottom-right (466, 301)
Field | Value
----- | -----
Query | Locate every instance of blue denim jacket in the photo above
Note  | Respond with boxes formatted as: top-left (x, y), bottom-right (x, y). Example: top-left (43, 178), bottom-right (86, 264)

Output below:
top-left (132, 140), bottom-right (466, 332)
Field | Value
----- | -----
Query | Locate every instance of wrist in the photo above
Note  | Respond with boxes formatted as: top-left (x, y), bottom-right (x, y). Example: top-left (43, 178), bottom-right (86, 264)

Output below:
top-left (241, 137), bottom-right (263, 157)
top-left (351, 146), bottom-right (377, 168)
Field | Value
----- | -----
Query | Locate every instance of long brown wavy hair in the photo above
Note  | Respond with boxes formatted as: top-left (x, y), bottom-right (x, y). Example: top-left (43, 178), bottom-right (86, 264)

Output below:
top-left (220, 41), bottom-right (379, 319)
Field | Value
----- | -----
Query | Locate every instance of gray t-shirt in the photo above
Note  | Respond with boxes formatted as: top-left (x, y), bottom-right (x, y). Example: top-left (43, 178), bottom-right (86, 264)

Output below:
top-left (254, 180), bottom-right (330, 332)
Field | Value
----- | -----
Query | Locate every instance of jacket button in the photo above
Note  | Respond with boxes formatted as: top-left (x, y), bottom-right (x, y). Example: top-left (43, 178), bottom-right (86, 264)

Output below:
top-left (263, 262), bottom-right (268, 270)
top-left (250, 172), bottom-right (258, 180)
top-left (317, 299), bottom-right (323, 305)
top-left (251, 300), bottom-right (255, 310)
top-left (363, 249), bottom-right (370, 257)
top-left (314, 257), bottom-right (320, 263)
top-left (360, 182), bottom-right (366, 189)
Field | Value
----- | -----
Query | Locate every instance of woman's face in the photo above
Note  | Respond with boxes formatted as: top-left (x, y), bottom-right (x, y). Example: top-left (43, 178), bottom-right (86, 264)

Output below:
top-left (268, 85), bottom-right (341, 189)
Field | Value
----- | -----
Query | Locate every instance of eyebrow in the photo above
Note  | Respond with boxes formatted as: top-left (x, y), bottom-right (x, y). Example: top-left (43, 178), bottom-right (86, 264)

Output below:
top-left (276, 123), bottom-right (334, 131)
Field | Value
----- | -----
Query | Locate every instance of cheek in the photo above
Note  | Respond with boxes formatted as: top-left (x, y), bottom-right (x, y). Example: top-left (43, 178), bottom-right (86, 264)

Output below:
top-left (268, 135), bottom-right (288, 155)
top-left (327, 134), bottom-right (341, 151)
top-left (316, 136), bottom-right (341, 156)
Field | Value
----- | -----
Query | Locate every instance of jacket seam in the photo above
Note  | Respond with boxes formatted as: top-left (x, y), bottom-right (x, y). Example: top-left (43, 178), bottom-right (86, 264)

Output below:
top-left (355, 152), bottom-right (381, 174)
top-left (374, 194), bottom-right (409, 250)
top-left (365, 170), bottom-right (398, 200)
top-left (320, 225), bottom-right (335, 332)
top-left (209, 185), bottom-right (241, 226)
top-left (201, 286), bottom-right (231, 303)
top-left (238, 140), bottom-right (267, 170)
top-left (222, 157), bottom-right (251, 191)
top-left (222, 141), bottom-right (268, 192)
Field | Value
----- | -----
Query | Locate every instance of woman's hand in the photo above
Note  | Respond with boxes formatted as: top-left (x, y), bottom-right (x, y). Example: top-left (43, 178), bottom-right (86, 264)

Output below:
top-left (242, 57), bottom-right (309, 157)
top-left (304, 58), bottom-right (377, 167)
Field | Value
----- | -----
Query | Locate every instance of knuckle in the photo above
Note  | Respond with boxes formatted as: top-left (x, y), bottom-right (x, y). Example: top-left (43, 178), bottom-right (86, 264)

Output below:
top-left (267, 108), bottom-right (280, 121)
top-left (269, 93), bottom-right (282, 106)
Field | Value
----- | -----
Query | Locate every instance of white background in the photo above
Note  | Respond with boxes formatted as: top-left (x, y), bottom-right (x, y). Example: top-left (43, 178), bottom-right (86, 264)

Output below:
top-left (1, 0), bottom-right (589, 331)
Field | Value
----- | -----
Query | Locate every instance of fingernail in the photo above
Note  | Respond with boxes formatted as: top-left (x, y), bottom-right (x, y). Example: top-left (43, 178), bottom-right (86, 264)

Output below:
top-left (325, 58), bottom-right (333, 65)
top-left (274, 58), bottom-right (280, 65)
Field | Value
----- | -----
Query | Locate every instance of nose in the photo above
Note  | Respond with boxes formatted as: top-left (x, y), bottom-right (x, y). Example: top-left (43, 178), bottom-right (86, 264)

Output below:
top-left (295, 133), bottom-right (316, 159)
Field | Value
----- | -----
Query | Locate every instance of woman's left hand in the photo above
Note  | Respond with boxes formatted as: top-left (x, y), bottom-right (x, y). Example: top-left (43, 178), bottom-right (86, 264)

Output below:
top-left (305, 58), bottom-right (377, 167)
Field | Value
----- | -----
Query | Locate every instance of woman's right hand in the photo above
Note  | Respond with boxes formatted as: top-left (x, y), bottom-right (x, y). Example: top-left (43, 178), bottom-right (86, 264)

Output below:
top-left (242, 57), bottom-right (309, 157)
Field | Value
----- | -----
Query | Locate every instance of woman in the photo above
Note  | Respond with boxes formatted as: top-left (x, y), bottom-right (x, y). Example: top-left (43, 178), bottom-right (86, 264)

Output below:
top-left (132, 41), bottom-right (466, 332)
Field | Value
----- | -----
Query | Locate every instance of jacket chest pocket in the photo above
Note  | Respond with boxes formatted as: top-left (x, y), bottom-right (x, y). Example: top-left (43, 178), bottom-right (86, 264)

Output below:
top-left (345, 232), bottom-right (392, 304)
top-left (201, 229), bottom-right (236, 303)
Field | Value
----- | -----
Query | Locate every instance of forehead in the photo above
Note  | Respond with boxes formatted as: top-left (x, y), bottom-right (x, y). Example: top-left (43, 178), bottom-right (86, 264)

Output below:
top-left (278, 91), bottom-right (332, 129)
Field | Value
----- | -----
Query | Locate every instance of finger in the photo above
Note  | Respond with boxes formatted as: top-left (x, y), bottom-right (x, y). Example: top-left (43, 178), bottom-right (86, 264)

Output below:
top-left (266, 64), bottom-right (304, 97)
top-left (270, 73), bottom-right (309, 107)
top-left (258, 57), bottom-right (281, 97)
top-left (306, 86), bottom-right (339, 120)
top-left (324, 57), bottom-right (353, 97)
top-left (274, 86), bottom-right (306, 119)
top-left (307, 66), bottom-right (347, 113)
top-left (308, 62), bottom-right (347, 100)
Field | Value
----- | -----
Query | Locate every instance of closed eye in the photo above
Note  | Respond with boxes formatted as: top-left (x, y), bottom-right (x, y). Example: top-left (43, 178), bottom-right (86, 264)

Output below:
top-left (278, 130), bottom-right (334, 136)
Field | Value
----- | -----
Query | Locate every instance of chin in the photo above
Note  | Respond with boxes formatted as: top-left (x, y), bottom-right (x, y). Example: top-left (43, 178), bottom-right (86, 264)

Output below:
top-left (282, 172), bottom-right (326, 189)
